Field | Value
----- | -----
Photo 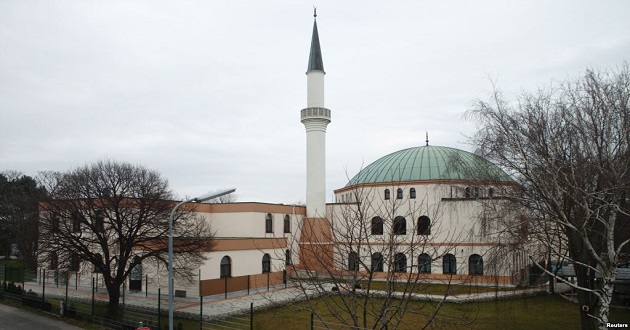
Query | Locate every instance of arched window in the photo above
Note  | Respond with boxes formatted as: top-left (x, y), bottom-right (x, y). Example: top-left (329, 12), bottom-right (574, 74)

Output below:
top-left (473, 186), bottom-right (481, 198)
top-left (265, 213), bottom-right (273, 233)
top-left (464, 187), bottom-right (471, 198)
top-left (285, 249), bottom-right (292, 265)
top-left (50, 252), bottom-right (58, 270)
top-left (384, 189), bottom-right (391, 200)
top-left (70, 253), bottom-right (80, 272)
top-left (396, 188), bottom-right (403, 199)
top-left (262, 254), bottom-right (271, 273)
top-left (417, 216), bottom-right (431, 235)
top-left (418, 253), bottom-right (431, 273)
top-left (371, 216), bottom-right (384, 235)
top-left (443, 254), bottom-right (457, 274)
top-left (394, 253), bottom-right (407, 273)
top-left (348, 252), bottom-right (359, 271)
top-left (94, 210), bottom-right (105, 232)
top-left (488, 188), bottom-right (494, 198)
top-left (129, 256), bottom-right (142, 291)
top-left (393, 216), bottom-right (406, 235)
top-left (220, 256), bottom-right (232, 278)
top-left (283, 214), bottom-right (291, 233)
top-left (410, 188), bottom-right (416, 199)
top-left (72, 211), bottom-right (82, 232)
top-left (371, 253), bottom-right (384, 272)
top-left (469, 254), bottom-right (483, 275)
top-left (94, 253), bottom-right (103, 273)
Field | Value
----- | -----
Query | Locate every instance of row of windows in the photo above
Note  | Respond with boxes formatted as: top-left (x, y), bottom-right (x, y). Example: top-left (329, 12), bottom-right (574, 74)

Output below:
top-left (348, 252), bottom-right (484, 275)
top-left (220, 250), bottom-right (292, 278)
top-left (371, 216), bottom-right (431, 235)
top-left (383, 188), bottom-right (416, 200)
top-left (265, 214), bottom-right (292, 234)
top-left (50, 211), bottom-right (107, 233)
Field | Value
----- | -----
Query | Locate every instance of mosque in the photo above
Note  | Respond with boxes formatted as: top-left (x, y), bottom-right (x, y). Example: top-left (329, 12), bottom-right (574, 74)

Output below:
top-left (179, 14), bottom-right (530, 297)
top-left (39, 14), bottom-right (530, 297)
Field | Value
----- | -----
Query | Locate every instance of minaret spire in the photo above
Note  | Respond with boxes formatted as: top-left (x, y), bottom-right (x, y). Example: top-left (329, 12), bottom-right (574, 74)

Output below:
top-left (301, 10), bottom-right (331, 218)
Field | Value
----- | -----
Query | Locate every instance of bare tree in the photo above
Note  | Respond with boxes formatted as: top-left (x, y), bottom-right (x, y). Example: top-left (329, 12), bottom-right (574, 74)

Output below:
top-left (467, 64), bottom-right (630, 330)
top-left (208, 192), bottom-right (237, 203)
top-left (286, 183), bottom-right (475, 329)
top-left (37, 160), bottom-right (214, 318)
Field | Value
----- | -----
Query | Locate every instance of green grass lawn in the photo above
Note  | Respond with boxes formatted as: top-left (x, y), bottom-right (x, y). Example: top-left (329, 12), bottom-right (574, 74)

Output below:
top-left (360, 281), bottom-right (525, 296)
top-left (250, 294), bottom-right (630, 330)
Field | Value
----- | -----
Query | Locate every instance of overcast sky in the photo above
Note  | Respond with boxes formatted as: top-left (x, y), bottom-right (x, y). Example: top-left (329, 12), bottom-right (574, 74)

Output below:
top-left (1, 1), bottom-right (629, 203)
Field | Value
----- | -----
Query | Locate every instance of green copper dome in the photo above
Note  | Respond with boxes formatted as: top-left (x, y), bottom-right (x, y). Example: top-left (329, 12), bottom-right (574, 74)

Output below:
top-left (346, 145), bottom-right (512, 186)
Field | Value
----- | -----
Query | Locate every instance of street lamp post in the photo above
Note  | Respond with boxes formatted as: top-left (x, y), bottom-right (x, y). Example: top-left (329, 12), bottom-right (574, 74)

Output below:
top-left (168, 188), bottom-right (236, 330)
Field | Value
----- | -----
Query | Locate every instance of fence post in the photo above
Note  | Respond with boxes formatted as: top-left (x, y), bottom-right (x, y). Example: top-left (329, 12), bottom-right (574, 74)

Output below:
top-left (145, 274), bottom-right (148, 297)
top-left (199, 295), bottom-right (203, 330)
top-left (75, 271), bottom-right (78, 290)
top-left (91, 278), bottom-right (95, 320)
top-left (122, 281), bottom-right (125, 324)
top-left (64, 272), bottom-right (69, 314)
top-left (56, 269), bottom-right (59, 287)
top-left (310, 311), bottom-right (314, 330)
top-left (157, 288), bottom-right (161, 330)
top-left (250, 302), bottom-right (253, 330)
top-left (224, 277), bottom-right (227, 299)
top-left (247, 275), bottom-right (250, 295)
top-left (22, 266), bottom-right (25, 293)
top-left (42, 269), bottom-right (46, 302)
top-left (267, 272), bottom-right (270, 291)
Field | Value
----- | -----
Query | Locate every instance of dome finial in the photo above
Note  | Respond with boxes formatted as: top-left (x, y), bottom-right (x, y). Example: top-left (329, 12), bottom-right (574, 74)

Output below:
top-left (426, 132), bottom-right (429, 146)
top-left (313, 6), bottom-right (317, 18)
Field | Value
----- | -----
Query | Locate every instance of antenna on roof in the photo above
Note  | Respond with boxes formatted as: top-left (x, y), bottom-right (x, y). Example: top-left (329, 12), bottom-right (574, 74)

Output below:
top-left (426, 132), bottom-right (429, 146)
top-left (313, 6), bottom-right (317, 18)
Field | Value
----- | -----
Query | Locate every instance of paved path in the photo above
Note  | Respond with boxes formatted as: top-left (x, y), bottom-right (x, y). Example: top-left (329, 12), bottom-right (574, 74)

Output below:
top-left (0, 302), bottom-right (84, 330)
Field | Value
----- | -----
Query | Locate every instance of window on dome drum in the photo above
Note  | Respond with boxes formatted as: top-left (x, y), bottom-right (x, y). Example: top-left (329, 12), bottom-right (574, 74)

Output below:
top-left (371, 253), bottom-right (384, 272)
top-left (371, 216), bottom-right (384, 235)
top-left (393, 216), bottom-right (406, 235)
top-left (283, 214), bottom-right (291, 233)
top-left (262, 253), bottom-right (271, 273)
top-left (51, 213), bottom-right (59, 233)
top-left (394, 253), bottom-right (407, 273)
top-left (417, 216), bottom-right (431, 235)
top-left (70, 253), bottom-right (80, 272)
top-left (410, 188), bottom-right (416, 199)
top-left (464, 187), bottom-right (471, 198)
top-left (285, 249), bottom-right (292, 265)
top-left (265, 213), bottom-right (273, 233)
top-left (443, 254), bottom-right (457, 274)
top-left (348, 252), bottom-right (359, 271)
top-left (418, 253), bottom-right (431, 273)
top-left (50, 252), bottom-right (58, 270)
top-left (396, 188), bottom-right (403, 199)
top-left (384, 189), bottom-right (391, 200)
top-left (473, 186), bottom-right (481, 198)
top-left (488, 188), bottom-right (494, 197)
top-left (469, 254), bottom-right (483, 275)
top-left (220, 256), bottom-right (232, 278)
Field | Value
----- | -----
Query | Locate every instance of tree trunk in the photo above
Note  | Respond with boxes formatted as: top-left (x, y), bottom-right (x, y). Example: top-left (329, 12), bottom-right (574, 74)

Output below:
top-left (106, 283), bottom-right (121, 319)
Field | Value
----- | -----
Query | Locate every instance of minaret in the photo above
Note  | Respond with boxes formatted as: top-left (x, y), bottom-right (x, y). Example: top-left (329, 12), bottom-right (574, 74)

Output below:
top-left (301, 9), bottom-right (331, 218)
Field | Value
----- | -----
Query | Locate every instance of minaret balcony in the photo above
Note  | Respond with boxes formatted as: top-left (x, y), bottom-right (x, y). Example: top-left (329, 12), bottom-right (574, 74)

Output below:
top-left (301, 107), bottom-right (331, 122)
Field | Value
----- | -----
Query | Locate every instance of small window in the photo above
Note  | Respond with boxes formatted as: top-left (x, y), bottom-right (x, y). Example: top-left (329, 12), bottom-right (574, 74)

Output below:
top-left (488, 188), bottom-right (494, 198)
top-left (443, 254), bottom-right (457, 274)
top-left (95, 210), bottom-right (105, 232)
top-left (473, 186), bottom-right (481, 198)
top-left (371, 253), bottom-right (384, 272)
top-left (51, 213), bottom-right (60, 233)
top-left (70, 253), bottom-right (81, 272)
top-left (283, 214), bottom-right (291, 233)
top-left (72, 212), bottom-right (82, 232)
top-left (393, 216), bottom-right (406, 235)
top-left (285, 249), bottom-right (292, 265)
top-left (371, 216), bottom-right (384, 235)
top-left (417, 216), bottom-right (431, 235)
top-left (464, 187), bottom-right (471, 198)
top-left (50, 252), bottom-right (58, 270)
top-left (396, 188), bottom-right (403, 199)
top-left (348, 252), bottom-right (359, 271)
top-left (265, 213), bottom-right (273, 233)
top-left (220, 256), bottom-right (232, 278)
top-left (394, 253), bottom-right (407, 273)
top-left (418, 253), bottom-right (431, 273)
top-left (469, 254), bottom-right (483, 275)
top-left (262, 254), bottom-right (271, 273)
top-left (410, 188), bottom-right (416, 199)
top-left (94, 253), bottom-right (103, 273)
top-left (384, 189), bottom-right (391, 200)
